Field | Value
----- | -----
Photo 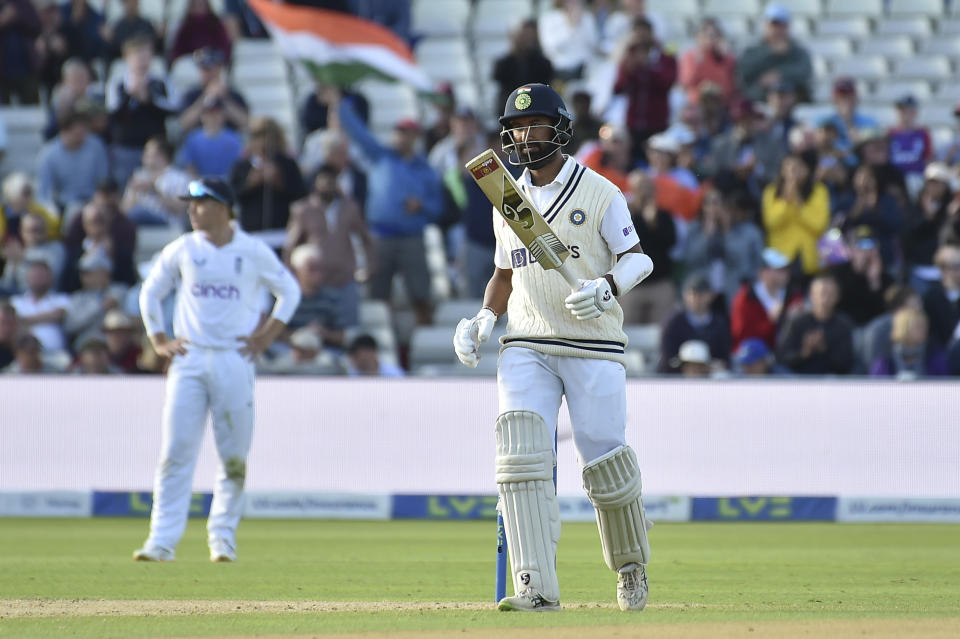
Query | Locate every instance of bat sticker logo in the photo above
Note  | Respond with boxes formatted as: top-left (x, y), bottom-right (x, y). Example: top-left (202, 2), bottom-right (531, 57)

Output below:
top-left (501, 174), bottom-right (535, 229)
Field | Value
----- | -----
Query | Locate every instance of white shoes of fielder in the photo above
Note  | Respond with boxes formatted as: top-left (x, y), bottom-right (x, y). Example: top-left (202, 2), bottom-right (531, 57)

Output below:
top-left (132, 546), bottom-right (175, 562)
top-left (617, 562), bottom-right (649, 611)
top-left (132, 540), bottom-right (236, 563)
top-left (497, 588), bottom-right (562, 612)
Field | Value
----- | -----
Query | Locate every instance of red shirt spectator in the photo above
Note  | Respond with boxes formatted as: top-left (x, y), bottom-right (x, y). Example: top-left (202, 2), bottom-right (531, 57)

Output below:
top-left (678, 18), bottom-right (736, 106)
top-left (613, 17), bottom-right (676, 149)
top-left (730, 248), bottom-right (803, 349)
top-left (168, 0), bottom-right (231, 65)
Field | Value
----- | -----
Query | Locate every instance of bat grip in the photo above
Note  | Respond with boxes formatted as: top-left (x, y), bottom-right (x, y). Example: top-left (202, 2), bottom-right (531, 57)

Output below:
top-left (557, 263), bottom-right (580, 291)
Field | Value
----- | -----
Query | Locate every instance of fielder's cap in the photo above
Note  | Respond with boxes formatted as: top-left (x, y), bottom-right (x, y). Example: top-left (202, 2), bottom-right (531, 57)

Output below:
top-left (394, 118), bottom-right (420, 132)
top-left (924, 161), bottom-right (953, 184)
top-left (78, 250), bottom-right (112, 272)
top-left (683, 271), bottom-right (713, 293)
top-left (647, 132), bottom-right (679, 154)
top-left (23, 249), bottom-right (53, 270)
top-left (852, 225), bottom-right (877, 251)
top-left (763, 2), bottom-right (791, 23)
top-left (895, 94), bottom-right (918, 109)
top-left (833, 77), bottom-right (857, 96)
top-left (180, 177), bottom-right (235, 207)
top-left (290, 327), bottom-right (321, 351)
top-left (678, 340), bottom-right (711, 365)
top-left (761, 247), bottom-right (790, 269)
top-left (734, 338), bottom-right (770, 366)
top-left (499, 83), bottom-right (572, 126)
top-left (194, 46), bottom-right (225, 68)
top-left (102, 309), bottom-right (135, 331)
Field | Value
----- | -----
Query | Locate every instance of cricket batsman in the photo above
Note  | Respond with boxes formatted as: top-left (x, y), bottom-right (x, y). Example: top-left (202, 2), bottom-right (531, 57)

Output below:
top-left (133, 178), bottom-right (301, 563)
top-left (454, 84), bottom-right (655, 611)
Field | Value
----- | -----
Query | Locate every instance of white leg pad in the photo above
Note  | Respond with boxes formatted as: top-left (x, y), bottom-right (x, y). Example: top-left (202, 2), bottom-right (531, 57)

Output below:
top-left (582, 445), bottom-right (652, 571)
top-left (495, 410), bottom-right (561, 603)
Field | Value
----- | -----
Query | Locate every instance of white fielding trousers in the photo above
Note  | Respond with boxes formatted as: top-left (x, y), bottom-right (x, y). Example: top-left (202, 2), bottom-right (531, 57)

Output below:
top-left (146, 347), bottom-right (255, 552)
top-left (497, 347), bottom-right (627, 466)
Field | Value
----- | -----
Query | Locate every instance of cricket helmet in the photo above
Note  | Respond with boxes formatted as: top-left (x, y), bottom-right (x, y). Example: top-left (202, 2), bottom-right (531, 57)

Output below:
top-left (499, 83), bottom-right (573, 167)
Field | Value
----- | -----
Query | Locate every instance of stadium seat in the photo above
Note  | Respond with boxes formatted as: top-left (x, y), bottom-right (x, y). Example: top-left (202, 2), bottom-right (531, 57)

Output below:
top-left (858, 104), bottom-right (898, 127)
top-left (888, 0), bottom-right (945, 16)
top-left (776, 0), bottom-right (824, 18)
top-left (409, 325), bottom-right (504, 368)
top-left (359, 300), bottom-right (393, 331)
top-left (415, 38), bottom-right (473, 84)
top-left (233, 39), bottom-right (281, 64)
top-left (0, 107), bottom-right (45, 178)
top-left (647, 0), bottom-right (699, 16)
top-left (472, 0), bottom-right (534, 38)
top-left (622, 324), bottom-right (662, 374)
top-left (434, 299), bottom-right (484, 326)
top-left (807, 37), bottom-right (854, 59)
top-left (414, 358), bottom-right (498, 377)
top-left (894, 57), bottom-right (952, 81)
top-left (921, 103), bottom-right (958, 128)
top-left (934, 83), bottom-right (960, 103)
top-left (135, 226), bottom-right (183, 265)
top-left (825, 0), bottom-right (882, 15)
top-left (702, 0), bottom-right (760, 17)
top-left (168, 55), bottom-right (201, 98)
top-left (875, 17), bottom-right (933, 38)
top-left (921, 38), bottom-right (960, 57)
top-left (788, 16), bottom-right (813, 38)
top-left (937, 18), bottom-right (960, 35)
top-left (870, 80), bottom-right (933, 103)
top-left (816, 17), bottom-right (871, 38)
top-left (831, 56), bottom-right (889, 81)
top-left (793, 103), bottom-right (836, 126)
top-left (858, 36), bottom-right (914, 58)
top-left (716, 16), bottom-right (753, 44)
top-left (355, 80), bottom-right (419, 130)
top-left (411, 0), bottom-right (470, 37)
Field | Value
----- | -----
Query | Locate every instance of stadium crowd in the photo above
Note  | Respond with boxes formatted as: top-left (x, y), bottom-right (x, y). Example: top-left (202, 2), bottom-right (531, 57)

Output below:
top-left (1, 0), bottom-right (960, 379)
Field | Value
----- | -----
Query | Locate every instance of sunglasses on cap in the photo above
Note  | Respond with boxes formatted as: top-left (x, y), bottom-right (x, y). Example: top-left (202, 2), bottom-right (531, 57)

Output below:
top-left (186, 180), bottom-right (230, 206)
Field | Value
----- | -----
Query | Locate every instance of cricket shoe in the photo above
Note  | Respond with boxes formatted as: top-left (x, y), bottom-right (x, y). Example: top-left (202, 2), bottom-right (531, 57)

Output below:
top-left (209, 538), bottom-right (237, 563)
top-left (132, 546), bottom-right (175, 562)
top-left (617, 562), bottom-right (648, 611)
top-left (497, 588), bottom-right (561, 612)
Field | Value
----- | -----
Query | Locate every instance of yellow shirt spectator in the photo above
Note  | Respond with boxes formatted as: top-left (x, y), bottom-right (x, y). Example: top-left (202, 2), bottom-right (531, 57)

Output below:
top-left (761, 158), bottom-right (830, 274)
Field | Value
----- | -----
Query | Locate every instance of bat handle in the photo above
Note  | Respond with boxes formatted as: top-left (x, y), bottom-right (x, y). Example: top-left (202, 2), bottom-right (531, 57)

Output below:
top-left (557, 263), bottom-right (580, 291)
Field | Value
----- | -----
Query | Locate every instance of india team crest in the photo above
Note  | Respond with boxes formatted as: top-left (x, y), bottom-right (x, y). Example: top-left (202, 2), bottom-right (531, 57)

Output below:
top-left (569, 209), bottom-right (586, 225)
top-left (515, 92), bottom-right (532, 110)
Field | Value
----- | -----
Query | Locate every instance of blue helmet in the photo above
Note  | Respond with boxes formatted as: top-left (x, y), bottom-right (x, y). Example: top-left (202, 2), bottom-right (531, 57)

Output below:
top-left (499, 83), bottom-right (573, 167)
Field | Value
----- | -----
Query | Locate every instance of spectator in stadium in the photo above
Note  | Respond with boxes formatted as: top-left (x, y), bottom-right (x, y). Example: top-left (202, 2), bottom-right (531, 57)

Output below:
top-left (60, 0), bottom-right (106, 63)
top-left (34, 0), bottom-right (70, 99)
top-left (300, 81), bottom-right (369, 136)
top-left (0, 213), bottom-right (65, 294)
top-left (701, 98), bottom-right (778, 193)
top-left (423, 83), bottom-right (455, 155)
top-left (262, 326), bottom-right (341, 376)
top-left (71, 335), bottom-right (119, 374)
top-left (696, 83), bottom-right (731, 146)
top-left (682, 188), bottom-right (764, 307)
top-left (37, 109), bottom-right (110, 214)
top-left (100, 309), bottom-right (142, 373)
top-left (286, 243), bottom-right (351, 350)
top-left (175, 99), bottom-right (244, 179)
top-left (0, 301), bottom-right (19, 369)
top-left (44, 57), bottom-right (103, 139)
top-left (922, 244), bottom-right (960, 349)
top-left (940, 102), bottom-right (960, 166)
top-left (658, 272), bottom-right (731, 374)
top-left (492, 18), bottom-right (554, 117)
top-left (735, 2), bottom-right (812, 103)
top-left (285, 164), bottom-right (372, 329)
top-left (230, 116), bottom-right (307, 232)
top-left (10, 255), bottom-right (70, 353)
top-left (0, 0), bottom-right (41, 104)
top-left (298, 128), bottom-right (367, 208)
top-left (568, 89), bottom-right (603, 155)
top-left (837, 165), bottom-right (904, 267)
top-left (761, 78), bottom-right (797, 163)
top-left (622, 169), bottom-right (675, 326)
top-left (901, 163), bottom-right (955, 289)
top-left (0, 110), bottom-right (6, 165)
top-left (599, 0), bottom-right (666, 55)
top-left (0, 172), bottom-right (60, 241)
top-left (831, 227), bottom-right (892, 328)
top-left (3, 333), bottom-right (53, 373)
top-left (761, 152), bottom-right (830, 276)
top-left (457, 149), bottom-right (500, 300)
top-left (671, 339), bottom-right (713, 378)
top-left (224, 0), bottom-right (267, 40)
top-left (776, 274), bottom-right (854, 375)
top-left (63, 250), bottom-right (127, 351)
top-left (646, 132), bottom-right (701, 223)
top-left (329, 87), bottom-right (442, 326)
top-left (62, 197), bottom-right (137, 291)
top-left (577, 123), bottom-right (633, 193)
top-left (168, 0), bottom-right (231, 65)
top-left (613, 16), bottom-right (676, 161)
top-left (178, 47), bottom-right (249, 133)
top-left (121, 136), bottom-right (191, 227)
top-left (730, 247), bottom-right (801, 351)
top-left (345, 333), bottom-right (404, 377)
top-left (538, 0), bottom-right (598, 82)
top-left (678, 18), bottom-right (736, 107)
top-left (103, 0), bottom-right (159, 63)
top-left (855, 127), bottom-right (910, 212)
top-left (859, 285), bottom-right (920, 371)
top-left (731, 337), bottom-right (784, 376)
top-left (869, 306), bottom-right (947, 378)
top-left (106, 34), bottom-right (177, 188)
top-left (888, 94), bottom-right (933, 192)
top-left (428, 106), bottom-right (485, 177)
top-left (818, 78), bottom-right (877, 152)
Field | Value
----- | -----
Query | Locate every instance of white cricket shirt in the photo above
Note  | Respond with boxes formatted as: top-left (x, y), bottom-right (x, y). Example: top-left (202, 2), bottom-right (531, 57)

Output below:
top-left (140, 225), bottom-right (301, 349)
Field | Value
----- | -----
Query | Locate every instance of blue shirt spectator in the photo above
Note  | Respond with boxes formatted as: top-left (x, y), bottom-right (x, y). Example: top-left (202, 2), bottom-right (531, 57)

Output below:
top-left (817, 78), bottom-right (877, 150)
top-left (37, 110), bottom-right (109, 213)
top-left (59, 0), bottom-right (105, 62)
top-left (176, 101), bottom-right (244, 179)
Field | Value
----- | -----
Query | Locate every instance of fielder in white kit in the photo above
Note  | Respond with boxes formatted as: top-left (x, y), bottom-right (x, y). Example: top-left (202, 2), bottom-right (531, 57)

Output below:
top-left (454, 84), bottom-right (655, 611)
top-left (134, 178), bottom-right (301, 562)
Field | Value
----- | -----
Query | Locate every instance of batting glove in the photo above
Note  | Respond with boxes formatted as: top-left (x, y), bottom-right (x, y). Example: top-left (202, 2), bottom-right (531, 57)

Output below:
top-left (453, 307), bottom-right (497, 367)
top-left (565, 277), bottom-right (614, 320)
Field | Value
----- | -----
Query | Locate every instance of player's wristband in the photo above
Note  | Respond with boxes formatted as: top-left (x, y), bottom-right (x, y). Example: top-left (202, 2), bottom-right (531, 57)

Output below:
top-left (608, 253), bottom-right (654, 296)
top-left (481, 305), bottom-right (499, 320)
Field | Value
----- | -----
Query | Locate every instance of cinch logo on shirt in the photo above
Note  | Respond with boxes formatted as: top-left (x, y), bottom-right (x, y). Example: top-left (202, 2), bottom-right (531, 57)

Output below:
top-left (511, 245), bottom-right (580, 268)
top-left (191, 283), bottom-right (240, 299)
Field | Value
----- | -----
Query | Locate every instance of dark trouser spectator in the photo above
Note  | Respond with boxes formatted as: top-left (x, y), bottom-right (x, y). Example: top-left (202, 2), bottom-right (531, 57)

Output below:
top-left (370, 234), bottom-right (432, 324)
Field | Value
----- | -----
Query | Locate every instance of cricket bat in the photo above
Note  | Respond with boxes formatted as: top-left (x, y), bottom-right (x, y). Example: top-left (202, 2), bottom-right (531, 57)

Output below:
top-left (465, 149), bottom-right (580, 290)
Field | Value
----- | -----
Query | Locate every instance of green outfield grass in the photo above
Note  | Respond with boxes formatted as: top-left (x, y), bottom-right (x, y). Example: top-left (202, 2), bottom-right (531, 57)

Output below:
top-left (1, 518), bottom-right (958, 638)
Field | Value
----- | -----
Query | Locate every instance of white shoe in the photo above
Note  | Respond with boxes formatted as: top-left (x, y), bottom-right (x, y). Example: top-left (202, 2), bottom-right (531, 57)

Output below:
top-left (497, 588), bottom-right (561, 612)
top-left (209, 538), bottom-right (236, 563)
top-left (132, 546), bottom-right (175, 562)
top-left (617, 562), bottom-right (648, 611)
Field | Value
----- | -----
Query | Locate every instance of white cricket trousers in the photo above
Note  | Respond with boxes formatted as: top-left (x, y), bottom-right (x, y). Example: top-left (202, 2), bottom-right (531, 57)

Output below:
top-left (146, 347), bottom-right (255, 552)
top-left (497, 347), bottom-right (627, 465)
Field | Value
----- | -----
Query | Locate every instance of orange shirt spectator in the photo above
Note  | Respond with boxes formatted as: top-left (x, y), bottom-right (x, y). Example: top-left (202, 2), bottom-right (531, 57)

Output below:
top-left (577, 123), bottom-right (633, 193)
top-left (678, 18), bottom-right (736, 106)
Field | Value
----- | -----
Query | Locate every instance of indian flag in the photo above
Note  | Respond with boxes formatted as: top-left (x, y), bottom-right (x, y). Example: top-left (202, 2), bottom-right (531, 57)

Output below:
top-left (248, 0), bottom-right (434, 93)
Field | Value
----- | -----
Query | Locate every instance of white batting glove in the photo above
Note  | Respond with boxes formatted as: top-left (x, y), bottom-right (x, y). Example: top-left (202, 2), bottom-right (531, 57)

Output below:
top-left (565, 277), bottom-right (614, 320)
top-left (453, 308), bottom-right (497, 367)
